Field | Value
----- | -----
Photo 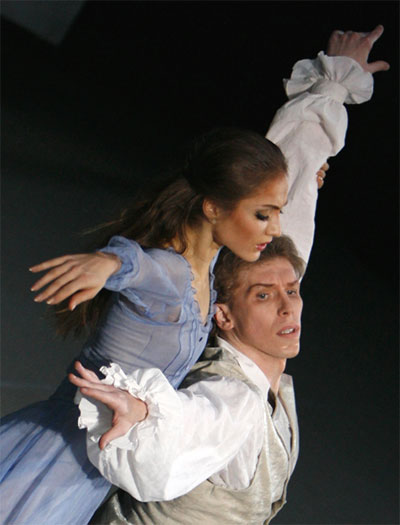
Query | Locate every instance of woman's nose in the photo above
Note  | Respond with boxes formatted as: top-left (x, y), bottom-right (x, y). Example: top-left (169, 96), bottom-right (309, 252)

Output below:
top-left (266, 214), bottom-right (281, 237)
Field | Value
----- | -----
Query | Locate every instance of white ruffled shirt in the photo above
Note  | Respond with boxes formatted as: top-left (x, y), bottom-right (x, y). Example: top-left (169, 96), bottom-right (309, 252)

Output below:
top-left (269, 52), bottom-right (373, 264)
top-left (78, 349), bottom-right (267, 501)
top-left (78, 338), bottom-right (294, 503)
top-left (78, 336), bottom-right (293, 502)
top-left (76, 52), bottom-right (374, 501)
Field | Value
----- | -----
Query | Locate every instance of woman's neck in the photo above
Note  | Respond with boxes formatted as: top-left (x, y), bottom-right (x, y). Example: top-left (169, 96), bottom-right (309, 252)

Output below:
top-left (172, 221), bottom-right (220, 277)
top-left (169, 221), bottom-right (219, 324)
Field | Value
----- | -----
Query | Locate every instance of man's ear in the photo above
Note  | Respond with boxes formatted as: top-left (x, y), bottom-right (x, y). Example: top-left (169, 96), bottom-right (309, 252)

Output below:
top-left (214, 303), bottom-right (235, 332)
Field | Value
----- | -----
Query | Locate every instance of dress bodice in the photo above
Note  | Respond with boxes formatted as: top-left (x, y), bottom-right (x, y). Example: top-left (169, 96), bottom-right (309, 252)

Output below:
top-left (81, 237), bottom-right (218, 387)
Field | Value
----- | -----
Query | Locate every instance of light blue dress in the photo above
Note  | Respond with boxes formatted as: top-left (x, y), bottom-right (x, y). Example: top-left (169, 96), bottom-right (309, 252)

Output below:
top-left (0, 236), bottom-right (218, 525)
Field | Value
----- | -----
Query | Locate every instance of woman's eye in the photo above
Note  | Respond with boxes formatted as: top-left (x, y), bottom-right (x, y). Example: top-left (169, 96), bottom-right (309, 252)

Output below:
top-left (287, 289), bottom-right (298, 296)
top-left (257, 293), bottom-right (268, 300)
top-left (256, 212), bottom-right (269, 221)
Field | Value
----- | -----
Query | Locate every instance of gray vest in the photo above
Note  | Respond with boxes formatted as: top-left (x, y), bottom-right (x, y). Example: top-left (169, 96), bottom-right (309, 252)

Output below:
top-left (91, 347), bottom-right (299, 525)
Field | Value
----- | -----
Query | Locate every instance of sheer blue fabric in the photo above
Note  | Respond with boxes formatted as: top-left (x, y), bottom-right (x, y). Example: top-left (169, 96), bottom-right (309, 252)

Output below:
top-left (0, 238), bottom-right (219, 524)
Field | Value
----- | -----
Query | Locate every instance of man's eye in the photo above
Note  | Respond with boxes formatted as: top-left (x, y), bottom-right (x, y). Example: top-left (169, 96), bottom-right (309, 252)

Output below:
top-left (256, 212), bottom-right (269, 221)
top-left (287, 290), bottom-right (298, 296)
top-left (257, 293), bottom-right (269, 299)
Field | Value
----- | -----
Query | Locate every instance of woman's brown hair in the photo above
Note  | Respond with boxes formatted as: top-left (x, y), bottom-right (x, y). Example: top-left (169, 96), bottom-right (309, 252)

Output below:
top-left (56, 127), bottom-right (287, 337)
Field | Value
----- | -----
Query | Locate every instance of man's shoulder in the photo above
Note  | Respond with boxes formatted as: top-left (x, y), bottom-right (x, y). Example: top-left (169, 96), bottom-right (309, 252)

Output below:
top-left (181, 345), bottom-right (249, 388)
top-left (280, 373), bottom-right (294, 387)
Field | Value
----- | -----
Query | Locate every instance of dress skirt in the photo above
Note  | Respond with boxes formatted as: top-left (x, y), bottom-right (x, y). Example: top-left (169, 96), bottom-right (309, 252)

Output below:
top-left (0, 363), bottom-right (111, 525)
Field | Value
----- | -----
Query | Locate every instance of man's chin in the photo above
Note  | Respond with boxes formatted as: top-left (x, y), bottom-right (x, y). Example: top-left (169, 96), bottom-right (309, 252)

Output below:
top-left (282, 343), bottom-right (300, 359)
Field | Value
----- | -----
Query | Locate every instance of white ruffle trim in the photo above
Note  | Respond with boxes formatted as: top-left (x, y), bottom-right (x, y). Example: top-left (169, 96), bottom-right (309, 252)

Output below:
top-left (76, 363), bottom-right (180, 450)
top-left (284, 51), bottom-right (373, 104)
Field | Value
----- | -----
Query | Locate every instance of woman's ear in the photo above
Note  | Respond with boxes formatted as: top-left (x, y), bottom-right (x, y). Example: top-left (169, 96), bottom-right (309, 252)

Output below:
top-left (202, 199), bottom-right (221, 223)
top-left (214, 304), bottom-right (235, 332)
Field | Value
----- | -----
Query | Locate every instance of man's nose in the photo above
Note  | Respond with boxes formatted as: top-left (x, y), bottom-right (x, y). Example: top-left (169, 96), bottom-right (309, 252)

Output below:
top-left (278, 295), bottom-right (292, 316)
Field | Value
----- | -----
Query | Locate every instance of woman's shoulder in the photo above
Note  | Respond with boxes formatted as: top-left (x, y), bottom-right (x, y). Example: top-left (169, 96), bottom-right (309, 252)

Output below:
top-left (144, 245), bottom-right (188, 269)
top-left (140, 246), bottom-right (193, 296)
top-left (107, 236), bottom-right (186, 267)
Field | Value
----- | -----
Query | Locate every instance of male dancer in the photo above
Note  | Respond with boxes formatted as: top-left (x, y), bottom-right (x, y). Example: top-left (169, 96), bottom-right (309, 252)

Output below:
top-left (85, 235), bottom-right (305, 523)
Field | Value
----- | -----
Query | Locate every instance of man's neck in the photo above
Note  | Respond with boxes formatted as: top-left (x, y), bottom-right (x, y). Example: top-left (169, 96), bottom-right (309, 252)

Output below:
top-left (219, 334), bottom-right (286, 394)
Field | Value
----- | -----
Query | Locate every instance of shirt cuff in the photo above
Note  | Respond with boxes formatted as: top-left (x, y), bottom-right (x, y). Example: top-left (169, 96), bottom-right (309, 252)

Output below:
top-left (284, 51), bottom-right (373, 104)
top-left (76, 363), bottom-right (181, 451)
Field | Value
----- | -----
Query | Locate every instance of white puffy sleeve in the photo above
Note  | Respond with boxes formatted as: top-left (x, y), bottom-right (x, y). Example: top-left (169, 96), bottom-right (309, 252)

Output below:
top-left (266, 52), bottom-right (373, 265)
top-left (76, 363), bottom-right (264, 502)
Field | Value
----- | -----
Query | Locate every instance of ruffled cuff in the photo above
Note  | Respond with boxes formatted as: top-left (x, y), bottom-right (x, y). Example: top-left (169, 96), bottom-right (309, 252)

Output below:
top-left (284, 51), bottom-right (373, 104)
top-left (98, 236), bottom-right (137, 291)
top-left (76, 363), bottom-right (181, 450)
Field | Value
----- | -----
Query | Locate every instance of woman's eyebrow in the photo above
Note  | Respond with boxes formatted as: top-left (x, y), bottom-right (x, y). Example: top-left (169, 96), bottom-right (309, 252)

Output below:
top-left (257, 200), bottom-right (288, 210)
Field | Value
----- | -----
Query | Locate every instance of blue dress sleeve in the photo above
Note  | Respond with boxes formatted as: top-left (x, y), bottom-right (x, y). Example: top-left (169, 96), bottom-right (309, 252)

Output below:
top-left (98, 236), bottom-right (182, 312)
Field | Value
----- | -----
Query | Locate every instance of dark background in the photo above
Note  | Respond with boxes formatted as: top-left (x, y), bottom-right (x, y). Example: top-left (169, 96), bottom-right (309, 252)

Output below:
top-left (1, 1), bottom-right (398, 523)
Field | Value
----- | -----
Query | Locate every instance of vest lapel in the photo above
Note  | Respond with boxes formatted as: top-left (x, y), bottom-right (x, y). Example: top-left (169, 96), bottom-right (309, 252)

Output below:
top-left (277, 374), bottom-right (299, 474)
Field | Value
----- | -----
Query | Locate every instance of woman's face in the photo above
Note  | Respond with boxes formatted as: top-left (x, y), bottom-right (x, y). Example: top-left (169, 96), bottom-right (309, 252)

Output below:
top-left (212, 173), bottom-right (288, 262)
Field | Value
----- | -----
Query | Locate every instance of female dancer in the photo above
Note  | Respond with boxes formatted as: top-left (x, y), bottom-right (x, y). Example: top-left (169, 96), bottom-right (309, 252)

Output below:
top-left (0, 26), bottom-right (386, 525)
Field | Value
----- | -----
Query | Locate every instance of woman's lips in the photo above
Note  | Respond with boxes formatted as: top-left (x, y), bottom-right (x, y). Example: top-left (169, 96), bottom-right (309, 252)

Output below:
top-left (256, 243), bottom-right (267, 251)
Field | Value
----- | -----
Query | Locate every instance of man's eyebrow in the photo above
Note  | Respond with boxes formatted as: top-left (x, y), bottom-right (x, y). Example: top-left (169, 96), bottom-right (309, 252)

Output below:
top-left (247, 279), bottom-right (299, 292)
top-left (248, 283), bottom-right (274, 290)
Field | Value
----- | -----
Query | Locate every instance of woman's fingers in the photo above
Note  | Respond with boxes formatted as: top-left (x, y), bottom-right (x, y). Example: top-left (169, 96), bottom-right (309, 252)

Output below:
top-left (29, 255), bottom-right (74, 273)
top-left (32, 265), bottom-right (81, 302)
top-left (68, 289), bottom-right (99, 311)
top-left (31, 260), bottom-right (76, 293)
top-left (36, 274), bottom-right (100, 306)
top-left (38, 280), bottom-right (84, 305)
top-left (30, 255), bottom-right (93, 301)
top-left (31, 253), bottom-right (118, 306)
top-left (44, 278), bottom-right (98, 306)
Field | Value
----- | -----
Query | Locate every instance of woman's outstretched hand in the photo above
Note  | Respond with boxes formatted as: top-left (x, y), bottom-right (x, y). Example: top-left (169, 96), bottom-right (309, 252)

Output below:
top-left (30, 252), bottom-right (121, 310)
top-left (69, 361), bottom-right (148, 450)
top-left (327, 24), bottom-right (390, 74)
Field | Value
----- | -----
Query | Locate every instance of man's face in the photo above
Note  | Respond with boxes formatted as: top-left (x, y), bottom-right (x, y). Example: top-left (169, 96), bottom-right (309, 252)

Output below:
top-left (223, 257), bottom-right (303, 362)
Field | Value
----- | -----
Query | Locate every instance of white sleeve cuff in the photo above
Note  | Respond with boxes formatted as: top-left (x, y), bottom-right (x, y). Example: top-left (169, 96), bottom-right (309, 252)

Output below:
top-left (284, 51), bottom-right (373, 104)
top-left (77, 363), bottom-right (180, 451)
